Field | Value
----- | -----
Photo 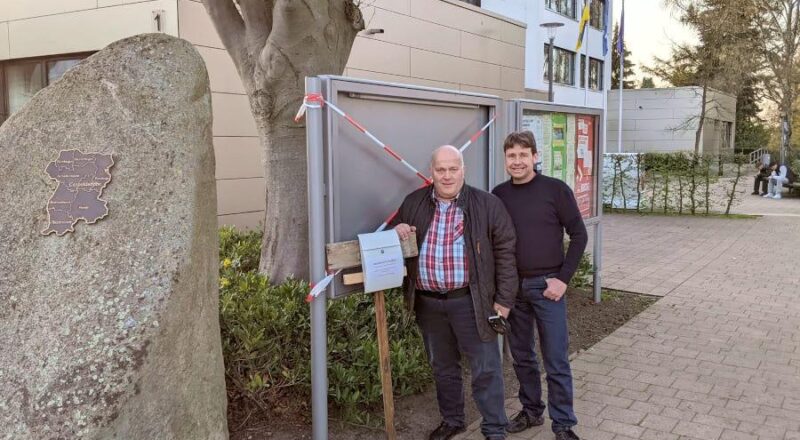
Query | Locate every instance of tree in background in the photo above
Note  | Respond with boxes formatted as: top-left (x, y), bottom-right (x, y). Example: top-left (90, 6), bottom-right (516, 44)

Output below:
top-left (202, 0), bottom-right (364, 281)
top-left (644, 45), bottom-right (698, 87)
top-left (640, 77), bottom-right (656, 88)
top-left (611, 23), bottom-right (636, 89)
top-left (753, 0), bottom-right (800, 160)
top-left (734, 74), bottom-right (770, 153)
top-left (649, 0), bottom-right (759, 154)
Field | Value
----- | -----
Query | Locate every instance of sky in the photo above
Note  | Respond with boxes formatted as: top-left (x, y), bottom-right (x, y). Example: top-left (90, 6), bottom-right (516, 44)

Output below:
top-left (611, 0), bottom-right (699, 85)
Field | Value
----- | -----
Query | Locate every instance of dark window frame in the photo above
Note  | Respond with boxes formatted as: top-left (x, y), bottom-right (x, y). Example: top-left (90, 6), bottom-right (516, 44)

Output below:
top-left (580, 55), bottom-right (604, 90)
top-left (589, 0), bottom-right (606, 30)
top-left (0, 52), bottom-right (92, 125)
top-left (589, 57), bottom-right (603, 90)
top-left (543, 44), bottom-right (576, 86)
top-left (545, 0), bottom-right (578, 20)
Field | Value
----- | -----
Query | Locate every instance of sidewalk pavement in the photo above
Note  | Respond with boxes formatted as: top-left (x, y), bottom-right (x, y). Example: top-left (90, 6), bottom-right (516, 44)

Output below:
top-left (457, 193), bottom-right (800, 439)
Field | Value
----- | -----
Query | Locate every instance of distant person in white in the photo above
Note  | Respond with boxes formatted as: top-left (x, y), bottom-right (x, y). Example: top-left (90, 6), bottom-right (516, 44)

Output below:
top-left (764, 163), bottom-right (796, 199)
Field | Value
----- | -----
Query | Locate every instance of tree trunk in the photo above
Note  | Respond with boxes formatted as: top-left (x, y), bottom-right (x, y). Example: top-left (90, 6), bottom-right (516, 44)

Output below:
top-left (618, 159), bottom-right (628, 211)
top-left (693, 81), bottom-right (708, 155)
top-left (202, 0), bottom-right (364, 282)
top-left (650, 173), bottom-right (657, 213)
top-left (610, 159), bottom-right (618, 213)
top-left (635, 154), bottom-right (642, 213)
top-left (258, 97), bottom-right (311, 281)
top-left (689, 154), bottom-right (697, 215)
top-left (725, 161), bottom-right (744, 215)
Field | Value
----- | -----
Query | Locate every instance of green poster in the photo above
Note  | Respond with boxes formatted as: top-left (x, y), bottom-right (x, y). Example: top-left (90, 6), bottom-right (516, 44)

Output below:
top-left (566, 114), bottom-right (576, 190)
top-left (550, 114), bottom-right (567, 182)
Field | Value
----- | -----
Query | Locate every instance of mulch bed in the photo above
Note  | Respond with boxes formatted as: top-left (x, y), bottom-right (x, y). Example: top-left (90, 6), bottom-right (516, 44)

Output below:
top-left (229, 288), bottom-right (658, 440)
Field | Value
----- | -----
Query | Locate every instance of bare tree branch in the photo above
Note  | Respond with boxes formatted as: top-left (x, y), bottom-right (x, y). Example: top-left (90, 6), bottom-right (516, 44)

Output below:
top-left (239, 0), bottom-right (274, 53)
top-left (202, 0), bottom-right (246, 66)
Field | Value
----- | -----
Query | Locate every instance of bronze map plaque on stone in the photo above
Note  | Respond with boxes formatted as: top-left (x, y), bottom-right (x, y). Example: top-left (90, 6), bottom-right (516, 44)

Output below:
top-left (42, 149), bottom-right (115, 236)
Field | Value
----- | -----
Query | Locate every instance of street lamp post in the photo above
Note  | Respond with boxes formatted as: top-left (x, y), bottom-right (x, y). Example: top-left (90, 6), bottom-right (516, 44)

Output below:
top-left (540, 22), bottom-right (564, 103)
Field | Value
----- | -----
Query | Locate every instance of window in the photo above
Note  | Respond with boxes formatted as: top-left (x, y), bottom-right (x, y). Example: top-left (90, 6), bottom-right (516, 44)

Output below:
top-left (580, 55), bottom-right (586, 88)
top-left (0, 54), bottom-right (88, 125)
top-left (589, 58), bottom-right (603, 90)
top-left (580, 56), bottom-right (603, 90)
top-left (5, 62), bottom-right (44, 118)
top-left (589, 0), bottom-right (605, 30)
top-left (545, 0), bottom-right (576, 19)
top-left (543, 44), bottom-right (576, 86)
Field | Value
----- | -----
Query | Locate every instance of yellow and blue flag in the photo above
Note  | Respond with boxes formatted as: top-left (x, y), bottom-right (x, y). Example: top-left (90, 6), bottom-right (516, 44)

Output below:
top-left (575, 0), bottom-right (591, 52)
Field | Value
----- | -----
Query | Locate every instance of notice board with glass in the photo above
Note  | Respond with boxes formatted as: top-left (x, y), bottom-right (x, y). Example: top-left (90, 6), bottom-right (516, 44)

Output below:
top-left (514, 103), bottom-right (601, 221)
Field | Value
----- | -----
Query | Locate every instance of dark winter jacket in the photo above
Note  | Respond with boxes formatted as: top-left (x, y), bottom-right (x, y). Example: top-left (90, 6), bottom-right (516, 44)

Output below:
top-left (390, 184), bottom-right (518, 342)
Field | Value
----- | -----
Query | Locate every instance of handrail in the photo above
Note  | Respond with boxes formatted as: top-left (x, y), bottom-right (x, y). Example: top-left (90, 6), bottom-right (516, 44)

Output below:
top-left (749, 148), bottom-right (765, 164)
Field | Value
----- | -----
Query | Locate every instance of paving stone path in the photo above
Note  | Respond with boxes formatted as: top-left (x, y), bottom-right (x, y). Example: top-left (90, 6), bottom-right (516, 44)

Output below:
top-left (458, 193), bottom-right (800, 439)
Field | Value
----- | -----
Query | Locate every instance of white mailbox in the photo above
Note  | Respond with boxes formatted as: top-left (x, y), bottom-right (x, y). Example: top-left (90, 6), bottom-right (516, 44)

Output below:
top-left (357, 230), bottom-right (405, 293)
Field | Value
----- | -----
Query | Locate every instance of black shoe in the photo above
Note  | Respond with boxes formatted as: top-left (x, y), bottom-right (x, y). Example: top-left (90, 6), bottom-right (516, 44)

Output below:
top-left (554, 429), bottom-right (580, 440)
top-left (485, 436), bottom-right (505, 440)
top-left (752, 191), bottom-right (760, 195)
top-left (428, 421), bottom-right (466, 440)
top-left (506, 411), bottom-right (545, 433)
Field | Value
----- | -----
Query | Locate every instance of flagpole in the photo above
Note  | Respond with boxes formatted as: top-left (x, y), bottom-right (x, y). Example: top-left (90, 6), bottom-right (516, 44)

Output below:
top-left (617, 0), bottom-right (624, 153)
top-left (584, 0), bottom-right (590, 106)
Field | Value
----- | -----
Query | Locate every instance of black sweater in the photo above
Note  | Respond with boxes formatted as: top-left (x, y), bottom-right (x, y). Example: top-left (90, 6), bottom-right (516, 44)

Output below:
top-left (492, 174), bottom-right (588, 284)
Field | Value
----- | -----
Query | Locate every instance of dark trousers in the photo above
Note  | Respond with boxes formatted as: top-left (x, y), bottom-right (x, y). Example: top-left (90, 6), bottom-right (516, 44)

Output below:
top-left (415, 294), bottom-right (508, 438)
top-left (507, 276), bottom-right (577, 433)
top-left (754, 173), bottom-right (769, 194)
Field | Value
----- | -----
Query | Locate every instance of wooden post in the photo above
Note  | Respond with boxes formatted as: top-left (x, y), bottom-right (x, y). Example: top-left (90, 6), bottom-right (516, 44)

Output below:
top-left (325, 233), bottom-right (416, 440)
top-left (374, 290), bottom-right (396, 439)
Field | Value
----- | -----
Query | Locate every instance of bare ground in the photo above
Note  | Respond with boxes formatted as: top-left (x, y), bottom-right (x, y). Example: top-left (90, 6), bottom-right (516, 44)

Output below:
top-left (229, 288), bottom-right (658, 440)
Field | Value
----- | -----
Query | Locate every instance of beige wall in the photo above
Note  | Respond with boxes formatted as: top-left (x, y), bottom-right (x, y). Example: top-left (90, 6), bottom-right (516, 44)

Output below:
top-left (0, 1), bottom-right (179, 60)
top-left (178, 0), bottom-right (265, 230)
top-left (2, 0), bottom-right (528, 230)
top-left (348, 0), bottom-right (527, 98)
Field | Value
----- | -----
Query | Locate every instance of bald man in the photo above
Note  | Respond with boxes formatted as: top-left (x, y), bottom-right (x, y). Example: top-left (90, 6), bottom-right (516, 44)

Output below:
top-left (391, 146), bottom-right (518, 440)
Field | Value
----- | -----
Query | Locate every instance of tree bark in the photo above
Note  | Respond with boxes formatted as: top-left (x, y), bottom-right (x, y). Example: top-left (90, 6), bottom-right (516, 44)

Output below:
top-left (693, 81), bottom-right (708, 155)
top-left (203, 0), bottom-right (364, 281)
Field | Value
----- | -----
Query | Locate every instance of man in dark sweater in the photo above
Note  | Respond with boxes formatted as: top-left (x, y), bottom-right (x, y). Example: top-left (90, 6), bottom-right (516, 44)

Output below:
top-left (492, 131), bottom-right (588, 440)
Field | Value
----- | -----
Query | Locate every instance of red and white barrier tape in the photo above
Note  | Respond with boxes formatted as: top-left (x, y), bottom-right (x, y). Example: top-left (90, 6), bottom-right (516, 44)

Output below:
top-left (298, 94), bottom-right (495, 302)
top-left (305, 272), bottom-right (336, 303)
top-left (300, 94), bottom-right (432, 185)
top-left (294, 93), bottom-right (325, 122)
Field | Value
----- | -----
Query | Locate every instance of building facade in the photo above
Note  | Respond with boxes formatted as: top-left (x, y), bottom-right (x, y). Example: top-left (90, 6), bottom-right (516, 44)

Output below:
top-left (480, 0), bottom-right (612, 109)
top-left (607, 87), bottom-right (736, 155)
top-left (0, 0), bottom-right (611, 228)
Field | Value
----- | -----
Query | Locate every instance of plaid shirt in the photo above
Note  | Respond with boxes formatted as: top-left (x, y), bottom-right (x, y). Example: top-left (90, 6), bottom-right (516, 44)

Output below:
top-left (416, 193), bottom-right (469, 292)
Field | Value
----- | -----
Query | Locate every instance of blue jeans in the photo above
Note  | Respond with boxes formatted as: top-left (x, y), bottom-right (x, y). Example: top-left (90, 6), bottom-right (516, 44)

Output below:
top-left (415, 294), bottom-right (508, 438)
top-left (507, 276), bottom-right (577, 433)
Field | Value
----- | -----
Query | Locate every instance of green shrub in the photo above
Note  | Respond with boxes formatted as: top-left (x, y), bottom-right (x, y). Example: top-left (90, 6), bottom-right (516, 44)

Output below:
top-left (218, 227), bottom-right (431, 426)
top-left (570, 251), bottom-right (594, 289)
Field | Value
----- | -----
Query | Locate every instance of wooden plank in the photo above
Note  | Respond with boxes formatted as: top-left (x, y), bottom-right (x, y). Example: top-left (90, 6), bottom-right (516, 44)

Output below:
top-left (374, 290), bottom-right (397, 439)
top-left (326, 233), bottom-right (417, 271)
top-left (342, 268), bottom-right (407, 286)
